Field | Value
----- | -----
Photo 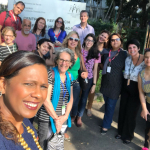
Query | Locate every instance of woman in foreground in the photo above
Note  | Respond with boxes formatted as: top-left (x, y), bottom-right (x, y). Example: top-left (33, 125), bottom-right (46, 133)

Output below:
top-left (0, 51), bottom-right (48, 150)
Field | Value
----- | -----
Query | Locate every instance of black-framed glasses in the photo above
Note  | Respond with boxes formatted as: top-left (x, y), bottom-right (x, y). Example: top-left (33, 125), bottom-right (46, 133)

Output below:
top-left (68, 37), bottom-right (80, 42)
top-left (86, 39), bottom-right (94, 43)
top-left (111, 38), bottom-right (120, 42)
top-left (59, 58), bottom-right (71, 64)
top-left (4, 35), bottom-right (14, 38)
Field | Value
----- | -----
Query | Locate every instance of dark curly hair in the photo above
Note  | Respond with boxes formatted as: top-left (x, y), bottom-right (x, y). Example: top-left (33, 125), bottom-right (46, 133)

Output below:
top-left (82, 33), bottom-right (99, 62)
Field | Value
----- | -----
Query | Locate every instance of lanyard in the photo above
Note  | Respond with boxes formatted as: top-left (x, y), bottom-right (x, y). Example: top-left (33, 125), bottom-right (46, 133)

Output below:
top-left (60, 78), bottom-right (67, 102)
top-left (10, 11), bottom-right (19, 30)
top-left (128, 54), bottom-right (140, 78)
top-left (6, 44), bottom-right (15, 54)
top-left (10, 10), bottom-right (17, 22)
top-left (54, 30), bottom-right (61, 41)
top-left (108, 49), bottom-right (120, 64)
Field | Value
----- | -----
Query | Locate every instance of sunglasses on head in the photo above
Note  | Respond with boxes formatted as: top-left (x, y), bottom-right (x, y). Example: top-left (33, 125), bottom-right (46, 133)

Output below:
top-left (56, 20), bottom-right (62, 24)
top-left (69, 37), bottom-right (80, 42)
top-left (111, 38), bottom-right (120, 42)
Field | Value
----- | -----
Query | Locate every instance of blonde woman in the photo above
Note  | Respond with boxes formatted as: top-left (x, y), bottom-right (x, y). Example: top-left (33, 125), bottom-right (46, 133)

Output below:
top-left (0, 26), bottom-right (17, 65)
top-left (62, 31), bottom-right (88, 138)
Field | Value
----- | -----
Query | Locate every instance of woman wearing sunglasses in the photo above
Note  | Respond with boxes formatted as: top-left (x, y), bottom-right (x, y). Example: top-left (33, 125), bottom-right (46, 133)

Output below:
top-left (48, 17), bottom-right (67, 48)
top-left (115, 39), bottom-right (144, 144)
top-left (76, 33), bottom-right (100, 126)
top-left (62, 31), bottom-right (88, 139)
top-left (32, 17), bottom-right (49, 44)
top-left (100, 33), bottom-right (127, 135)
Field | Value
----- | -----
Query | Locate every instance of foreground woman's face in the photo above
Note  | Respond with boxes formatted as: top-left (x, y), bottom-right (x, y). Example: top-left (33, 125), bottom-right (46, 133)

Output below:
top-left (4, 64), bottom-right (48, 119)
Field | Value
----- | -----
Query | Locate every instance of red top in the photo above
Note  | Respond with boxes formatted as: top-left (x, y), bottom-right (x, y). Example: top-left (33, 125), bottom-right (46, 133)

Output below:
top-left (55, 31), bottom-right (61, 47)
top-left (0, 10), bottom-right (22, 42)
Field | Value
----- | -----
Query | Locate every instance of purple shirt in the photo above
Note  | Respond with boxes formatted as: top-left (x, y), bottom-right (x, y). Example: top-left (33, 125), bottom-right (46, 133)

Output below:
top-left (15, 31), bottom-right (36, 51)
top-left (72, 23), bottom-right (95, 45)
top-left (82, 49), bottom-right (101, 79)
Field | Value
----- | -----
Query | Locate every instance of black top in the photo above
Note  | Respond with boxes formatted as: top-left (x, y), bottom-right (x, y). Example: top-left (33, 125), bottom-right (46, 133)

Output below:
top-left (100, 50), bottom-right (127, 100)
top-left (0, 118), bottom-right (38, 150)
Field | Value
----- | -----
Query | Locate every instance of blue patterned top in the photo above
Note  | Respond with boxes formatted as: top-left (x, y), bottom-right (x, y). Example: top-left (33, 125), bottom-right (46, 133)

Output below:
top-left (0, 118), bottom-right (38, 150)
top-left (140, 69), bottom-right (150, 103)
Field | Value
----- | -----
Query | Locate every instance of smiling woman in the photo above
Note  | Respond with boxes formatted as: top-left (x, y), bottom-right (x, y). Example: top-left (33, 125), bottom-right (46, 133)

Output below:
top-left (0, 26), bottom-right (18, 65)
top-left (0, 51), bottom-right (48, 150)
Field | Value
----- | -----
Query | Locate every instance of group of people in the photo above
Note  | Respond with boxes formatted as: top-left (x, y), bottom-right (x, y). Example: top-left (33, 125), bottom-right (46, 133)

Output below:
top-left (0, 1), bottom-right (149, 150)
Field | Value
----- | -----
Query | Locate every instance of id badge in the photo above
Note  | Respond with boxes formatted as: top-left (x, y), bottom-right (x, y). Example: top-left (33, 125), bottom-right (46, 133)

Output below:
top-left (61, 125), bottom-right (67, 133)
top-left (107, 66), bottom-right (111, 73)
top-left (62, 105), bottom-right (65, 115)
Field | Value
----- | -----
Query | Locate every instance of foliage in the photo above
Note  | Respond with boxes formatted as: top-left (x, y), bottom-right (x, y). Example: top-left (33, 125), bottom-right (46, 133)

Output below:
top-left (106, 0), bottom-right (150, 28)
top-left (122, 27), bottom-right (146, 53)
top-left (0, 5), bottom-right (7, 14)
top-left (88, 19), bottom-right (117, 36)
top-left (95, 70), bottom-right (102, 93)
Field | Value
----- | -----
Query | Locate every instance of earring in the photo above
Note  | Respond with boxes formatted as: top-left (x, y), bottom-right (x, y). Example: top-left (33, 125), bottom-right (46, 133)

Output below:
top-left (0, 92), bottom-right (2, 97)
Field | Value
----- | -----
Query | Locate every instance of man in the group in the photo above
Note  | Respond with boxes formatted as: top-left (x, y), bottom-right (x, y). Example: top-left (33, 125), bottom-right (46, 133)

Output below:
top-left (15, 19), bottom-right (36, 51)
top-left (0, 1), bottom-right (25, 44)
top-left (73, 10), bottom-right (95, 45)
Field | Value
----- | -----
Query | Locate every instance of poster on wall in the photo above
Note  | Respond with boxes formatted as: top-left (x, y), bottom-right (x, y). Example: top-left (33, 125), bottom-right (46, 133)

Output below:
top-left (8, 0), bottom-right (86, 33)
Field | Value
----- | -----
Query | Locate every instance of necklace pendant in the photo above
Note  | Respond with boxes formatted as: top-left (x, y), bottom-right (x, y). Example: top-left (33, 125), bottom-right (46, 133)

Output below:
top-left (127, 79), bottom-right (130, 86)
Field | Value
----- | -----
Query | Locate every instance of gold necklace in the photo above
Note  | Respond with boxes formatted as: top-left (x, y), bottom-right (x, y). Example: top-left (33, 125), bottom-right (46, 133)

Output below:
top-left (17, 122), bottom-right (43, 150)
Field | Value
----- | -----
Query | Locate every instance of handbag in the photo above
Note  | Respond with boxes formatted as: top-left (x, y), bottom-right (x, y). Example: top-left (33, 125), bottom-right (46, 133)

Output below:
top-left (78, 56), bottom-right (88, 90)
top-left (47, 133), bottom-right (64, 150)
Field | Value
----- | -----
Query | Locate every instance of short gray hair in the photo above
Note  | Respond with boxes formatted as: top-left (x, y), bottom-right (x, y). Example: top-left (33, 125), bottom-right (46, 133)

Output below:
top-left (54, 48), bottom-right (75, 69)
top-left (80, 10), bottom-right (89, 17)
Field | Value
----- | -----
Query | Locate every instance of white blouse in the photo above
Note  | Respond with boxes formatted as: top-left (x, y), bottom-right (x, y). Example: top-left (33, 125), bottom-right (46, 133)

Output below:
top-left (124, 56), bottom-right (145, 82)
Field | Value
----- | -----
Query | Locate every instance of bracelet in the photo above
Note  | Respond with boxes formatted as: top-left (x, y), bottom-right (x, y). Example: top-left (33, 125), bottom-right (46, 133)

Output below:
top-left (53, 52), bottom-right (55, 54)
top-left (93, 83), bottom-right (96, 85)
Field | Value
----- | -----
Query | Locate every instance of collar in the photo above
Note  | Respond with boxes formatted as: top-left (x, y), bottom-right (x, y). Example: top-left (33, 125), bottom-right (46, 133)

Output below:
top-left (79, 23), bottom-right (89, 29)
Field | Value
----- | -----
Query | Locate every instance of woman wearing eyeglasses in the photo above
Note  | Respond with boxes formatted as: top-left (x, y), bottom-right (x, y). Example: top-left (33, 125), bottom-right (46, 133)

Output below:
top-left (62, 31), bottom-right (88, 139)
top-left (48, 17), bottom-right (67, 48)
top-left (0, 26), bottom-right (17, 65)
top-left (100, 33), bottom-right (127, 135)
top-left (32, 17), bottom-right (49, 44)
top-left (76, 33), bottom-right (100, 126)
top-left (37, 48), bottom-right (74, 149)
top-left (115, 39), bottom-right (144, 144)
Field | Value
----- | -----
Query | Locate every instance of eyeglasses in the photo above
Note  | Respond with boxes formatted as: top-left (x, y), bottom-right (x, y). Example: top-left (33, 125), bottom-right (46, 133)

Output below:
top-left (59, 58), bottom-right (71, 64)
top-left (68, 37), bottom-right (80, 42)
top-left (111, 38), bottom-right (120, 42)
top-left (4, 35), bottom-right (14, 38)
top-left (56, 20), bottom-right (62, 24)
top-left (86, 39), bottom-right (94, 43)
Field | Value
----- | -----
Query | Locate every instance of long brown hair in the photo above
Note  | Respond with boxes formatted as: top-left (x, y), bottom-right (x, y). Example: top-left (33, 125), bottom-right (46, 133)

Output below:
top-left (62, 31), bottom-right (81, 58)
top-left (0, 51), bottom-right (46, 143)
top-left (32, 17), bottom-right (46, 37)
top-left (97, 30), bottom-right (110, 48)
